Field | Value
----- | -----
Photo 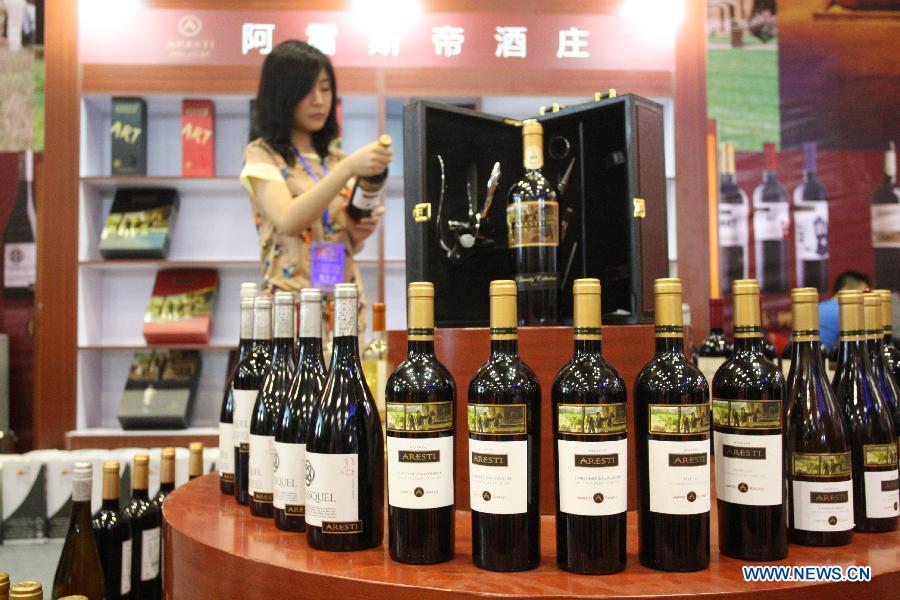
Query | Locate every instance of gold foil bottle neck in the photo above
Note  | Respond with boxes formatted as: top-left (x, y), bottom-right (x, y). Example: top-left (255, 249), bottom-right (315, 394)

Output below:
top-left (102, 461), bottom-right (120, 501)
top-left (133, 454), bottom-right (150, 491)
top-left (372, 302), bottom-right (386, 332)
top-left (837, 290), bottom-right (864, 340)
top-left (189, 442), bottom-right (204, 477)
top-left (378, 134), bottom-right (392, 147)
top-left (654, 277), bottom-right (683, 336)
top-left (9, 581), bottom-right (42, 600)
top-left (489, 280), bottom-right (518, 339)
top-left (573, 278), bottom-right (602, 340)
top-left (407, 282), bottom-right (434, 341)
top-left (864, 292), bottom-right (883, 340)
top-left (791, 287), bottom-right (820, 341)
top-left (521, 120), bottom-right (544, 170)
top-left (875, 289), bottom-right (893, 332)
top-left (160, 447), bottom-right (175, 484)
top-left (732, 279), bottom-right (762, 337)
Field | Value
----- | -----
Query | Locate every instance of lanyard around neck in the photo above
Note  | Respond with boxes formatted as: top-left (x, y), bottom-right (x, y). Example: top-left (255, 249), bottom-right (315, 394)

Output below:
top-left (291, 146), bottom-right (331, 233)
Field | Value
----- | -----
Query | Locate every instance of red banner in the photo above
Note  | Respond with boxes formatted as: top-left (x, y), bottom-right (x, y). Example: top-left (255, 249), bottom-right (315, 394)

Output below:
top-left (78, 7), bottom-right (674, 71)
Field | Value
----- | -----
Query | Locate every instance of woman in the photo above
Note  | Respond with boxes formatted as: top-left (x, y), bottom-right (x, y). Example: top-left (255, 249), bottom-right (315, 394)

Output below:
top-left (240, 40), bottom-right (391, 316)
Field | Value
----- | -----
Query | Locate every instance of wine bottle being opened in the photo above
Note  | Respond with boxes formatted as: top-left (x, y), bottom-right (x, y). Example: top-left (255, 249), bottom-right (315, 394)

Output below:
top-left (347, 134), bottom-right (391, 221)
top-left (507, 120), bottom-right (559, 325)
top-left (306, 283), bottom-right (384, 550)
top-left (386, 282), bottom-right (457, 565)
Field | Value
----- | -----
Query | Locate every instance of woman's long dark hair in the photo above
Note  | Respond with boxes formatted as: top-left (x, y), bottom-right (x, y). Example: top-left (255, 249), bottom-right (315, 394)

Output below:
top-left (252, 40), bottom-right (339, 165)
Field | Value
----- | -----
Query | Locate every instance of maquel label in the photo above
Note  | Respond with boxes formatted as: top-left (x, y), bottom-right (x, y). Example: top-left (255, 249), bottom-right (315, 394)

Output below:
top-left (386, 401), bottom-right (453, 433)
top-left (468, 404), bottom-right (527, 435)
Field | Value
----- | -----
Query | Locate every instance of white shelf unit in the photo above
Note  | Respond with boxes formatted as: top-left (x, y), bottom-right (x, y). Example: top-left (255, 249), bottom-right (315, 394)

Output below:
top-left (76, 93), bottom-right (408, 439)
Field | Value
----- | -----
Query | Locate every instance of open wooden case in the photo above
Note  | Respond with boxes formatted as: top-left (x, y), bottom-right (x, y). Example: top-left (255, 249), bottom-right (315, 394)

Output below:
top-left (403, 94), bottom-right (668, 327)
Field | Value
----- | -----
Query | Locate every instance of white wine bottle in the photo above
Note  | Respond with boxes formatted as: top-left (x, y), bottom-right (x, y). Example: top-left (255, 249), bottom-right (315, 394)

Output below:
top-left (362, 302), bottom-right (389, 436)
top-left (52, 462), bottom-right (104, 600)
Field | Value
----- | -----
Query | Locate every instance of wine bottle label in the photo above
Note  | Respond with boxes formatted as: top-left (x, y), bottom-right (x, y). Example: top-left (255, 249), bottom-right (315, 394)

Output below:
top-left (712, 399), bottom-right (782, 430)
top-left (387, 435), bottom-right (454, 509)
top-left (696, 357), bottom-right (727, 388)
top-left (3, 242), bottom-right (36, 288)
top-left (648, 439), bottom-right (711, 514)
top-left (273, 441), bottom-right (305, 513)
top-left (507, 200), bottom-right (559, 248)
top-left (141, 527), bottom-right (161, 581)
top-left (469, 439), bottom-right (528, 514)
top-left (791, 480), bottom-right (854, 532)
top-left (218, 421), bottom-right (234, 477)
top-left (792, 451), bottom-right (852, 477)
top-left (386, 401), bottom-right (453, 432)
top-left (557, 438), bottom-right (627, 516)
top-left (121, 538), bottom-right (132, 595)
top-left (515, 272), bottom-right (559, 292)
top-left (305, 452), bottom-right (360, 531)
top-left (467, 404), bottom-right (527, 435)
top-left (351, 181), bottom-right (384, 211)
top-left (753, 204), bottom-right (789, 242)
top-left (718, 203), bottom-right (749, 247)
top-left (794, 202), bottom-right (829, 260)
top-left (557, 403), bottom-right (626, 435)
top-left (232, 389), bottom-right (258, 451)
top-left (871, 204), bottom-right (900, 248)
top-left (248, 433), bottom-right (275, 501)
top-left (714, 432), bottom-right (782, 505)
top-left (864, 469), bottom-right (900, 518)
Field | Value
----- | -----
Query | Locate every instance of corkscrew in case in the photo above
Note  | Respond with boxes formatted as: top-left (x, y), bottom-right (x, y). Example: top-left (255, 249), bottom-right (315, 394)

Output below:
top-left (434, 155), bottom-right (501, 264)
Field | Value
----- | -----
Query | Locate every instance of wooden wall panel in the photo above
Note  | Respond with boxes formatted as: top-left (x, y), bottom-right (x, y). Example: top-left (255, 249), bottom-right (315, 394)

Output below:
top-left (34, 0), bottom-right (80, 449)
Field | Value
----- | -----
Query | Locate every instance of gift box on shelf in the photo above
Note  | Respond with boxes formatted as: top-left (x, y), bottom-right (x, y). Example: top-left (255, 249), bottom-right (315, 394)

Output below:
top-left (142, 268), bottom-right (218, 344)
top-left (98, 187), bottom-right (179, 259)
top-left (110, 96), bottom-right (147, 175)
top-left (117, 350), bottom-right (202, 430)
top-left (182, 99), bottom-right (216, 177)
top-left (403, 93), bottom-right (667, 327)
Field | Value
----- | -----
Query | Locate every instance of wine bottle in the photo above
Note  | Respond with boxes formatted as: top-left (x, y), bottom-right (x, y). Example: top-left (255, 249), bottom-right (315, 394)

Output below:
top-left (233, 295), bottom-right (273, 505)
top-left (189, 442), bottom-right (204, 480)
top-left (362, 302), bottom-right (389, 438)
top-left (635, 278), bottom-right (710, 571)
top-left (250, 291), bottom-right (296, 518)
top-left (275, 289), bottom-right (326, 532)
top-left (785, 288), bottom-right (854, 546)
top-left (306, 283), bottom-right (384, 550)
top-left (2, 150), bottom-right (36, 299)
top-left (834, 291), bottom-right (899, 532)
top-left (123, 454), bottom-right (162, 600)
top-left (219, 281), bottom-right (258, 495)
top-left (872, 141), bottom-right (900, 290)
top-left (718, 142), bottom-right (749, 296)
top-left (386, 282), bottom-right (456, 565)
top-left (347, 134), bottom-right (392, 221)
top-left (713, 279), bottom-right (787, 560)
top-left (9, 581), bottom-right (42, 599)
top-left (695, 298), bottom-right (733, 387)
top-left (468, 280), bottom-right (541, 572)
top-left (152, 447), bottom-right (176, 511)
top-left (870, 290), bottom-right (900, 446)
top-left (52, 462), bottom-right (104, 600)
top-left (92, 460), bottom-right (132, 600)
top-left (507, 120), bottom-right (559, 326)
top-left (793, 143), bottom-right (829, 292)
top-left (552, 278), bottom-right (627, 574)
top-left (753, 143), bottom-right (789, 293)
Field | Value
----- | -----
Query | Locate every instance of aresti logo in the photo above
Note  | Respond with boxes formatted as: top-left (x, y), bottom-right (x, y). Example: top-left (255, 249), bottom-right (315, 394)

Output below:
top-left (177, 15), bottom-right (203, 38)
top-left (165, 14), bottom-right (215, 58)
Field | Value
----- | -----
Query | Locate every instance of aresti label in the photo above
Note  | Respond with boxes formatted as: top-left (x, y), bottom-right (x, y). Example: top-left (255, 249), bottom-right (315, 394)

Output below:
top-left (507, 200), bottom-right (559, 248)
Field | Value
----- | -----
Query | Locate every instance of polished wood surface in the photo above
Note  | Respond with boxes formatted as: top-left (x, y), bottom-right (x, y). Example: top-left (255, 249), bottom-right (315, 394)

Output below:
top-left (35, 0), bottom-right (80, 449)
top-left (165, 474), bottom-right (900, 600)
top-left (65, 432), bottom-right (217, 450)
top-left (388, 325), bottom-right (657, 514)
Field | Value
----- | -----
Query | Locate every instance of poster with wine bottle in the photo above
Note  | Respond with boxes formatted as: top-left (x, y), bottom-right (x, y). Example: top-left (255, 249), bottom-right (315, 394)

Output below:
top-left (707, 0), bottom-right (899, 358)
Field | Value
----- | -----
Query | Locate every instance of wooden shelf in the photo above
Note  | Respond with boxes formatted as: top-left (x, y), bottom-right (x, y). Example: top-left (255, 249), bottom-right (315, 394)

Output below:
top-left (81, 176), bottom-right (243, 194)
top-left (66, 427), bottom-right (218, 450)
top-left (164, 474), bottom-right (900, 600)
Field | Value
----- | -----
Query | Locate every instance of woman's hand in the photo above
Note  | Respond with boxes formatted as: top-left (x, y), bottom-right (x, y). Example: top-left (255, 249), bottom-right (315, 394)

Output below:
top-left (343, 140), bottom-right (393, 178)
top-left (346, 205), bottom-right (385, 247)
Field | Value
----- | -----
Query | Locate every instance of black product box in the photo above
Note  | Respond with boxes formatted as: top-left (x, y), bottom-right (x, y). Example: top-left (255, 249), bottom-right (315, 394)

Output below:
top-left (99, 188), bottom-right (179, 259)
top-left (117, 350), bottom-right (202, 429)
top-left (110, 97), bottom-right (148, 175)
top-left (403, 94), bottom-right (668, 327)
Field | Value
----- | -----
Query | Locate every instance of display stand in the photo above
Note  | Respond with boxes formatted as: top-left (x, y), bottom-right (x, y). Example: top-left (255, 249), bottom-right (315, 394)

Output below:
top-left (164, 474), bottom-right (900, 599)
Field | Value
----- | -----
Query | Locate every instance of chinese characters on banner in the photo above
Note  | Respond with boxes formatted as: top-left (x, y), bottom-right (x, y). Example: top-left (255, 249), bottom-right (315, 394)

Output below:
top-left (78, 9), bottom-right (675, 72)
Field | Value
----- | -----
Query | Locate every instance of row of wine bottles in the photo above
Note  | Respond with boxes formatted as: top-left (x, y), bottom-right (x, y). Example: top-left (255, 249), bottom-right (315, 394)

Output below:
top-left (216, 277), bottom-right (899, 574)
top-left (50, 444), bottom-right (205, 600)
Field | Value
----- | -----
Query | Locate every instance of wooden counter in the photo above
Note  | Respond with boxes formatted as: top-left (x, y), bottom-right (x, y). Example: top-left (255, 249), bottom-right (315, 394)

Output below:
top-left (164, 475), bottom-right (900, 600)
